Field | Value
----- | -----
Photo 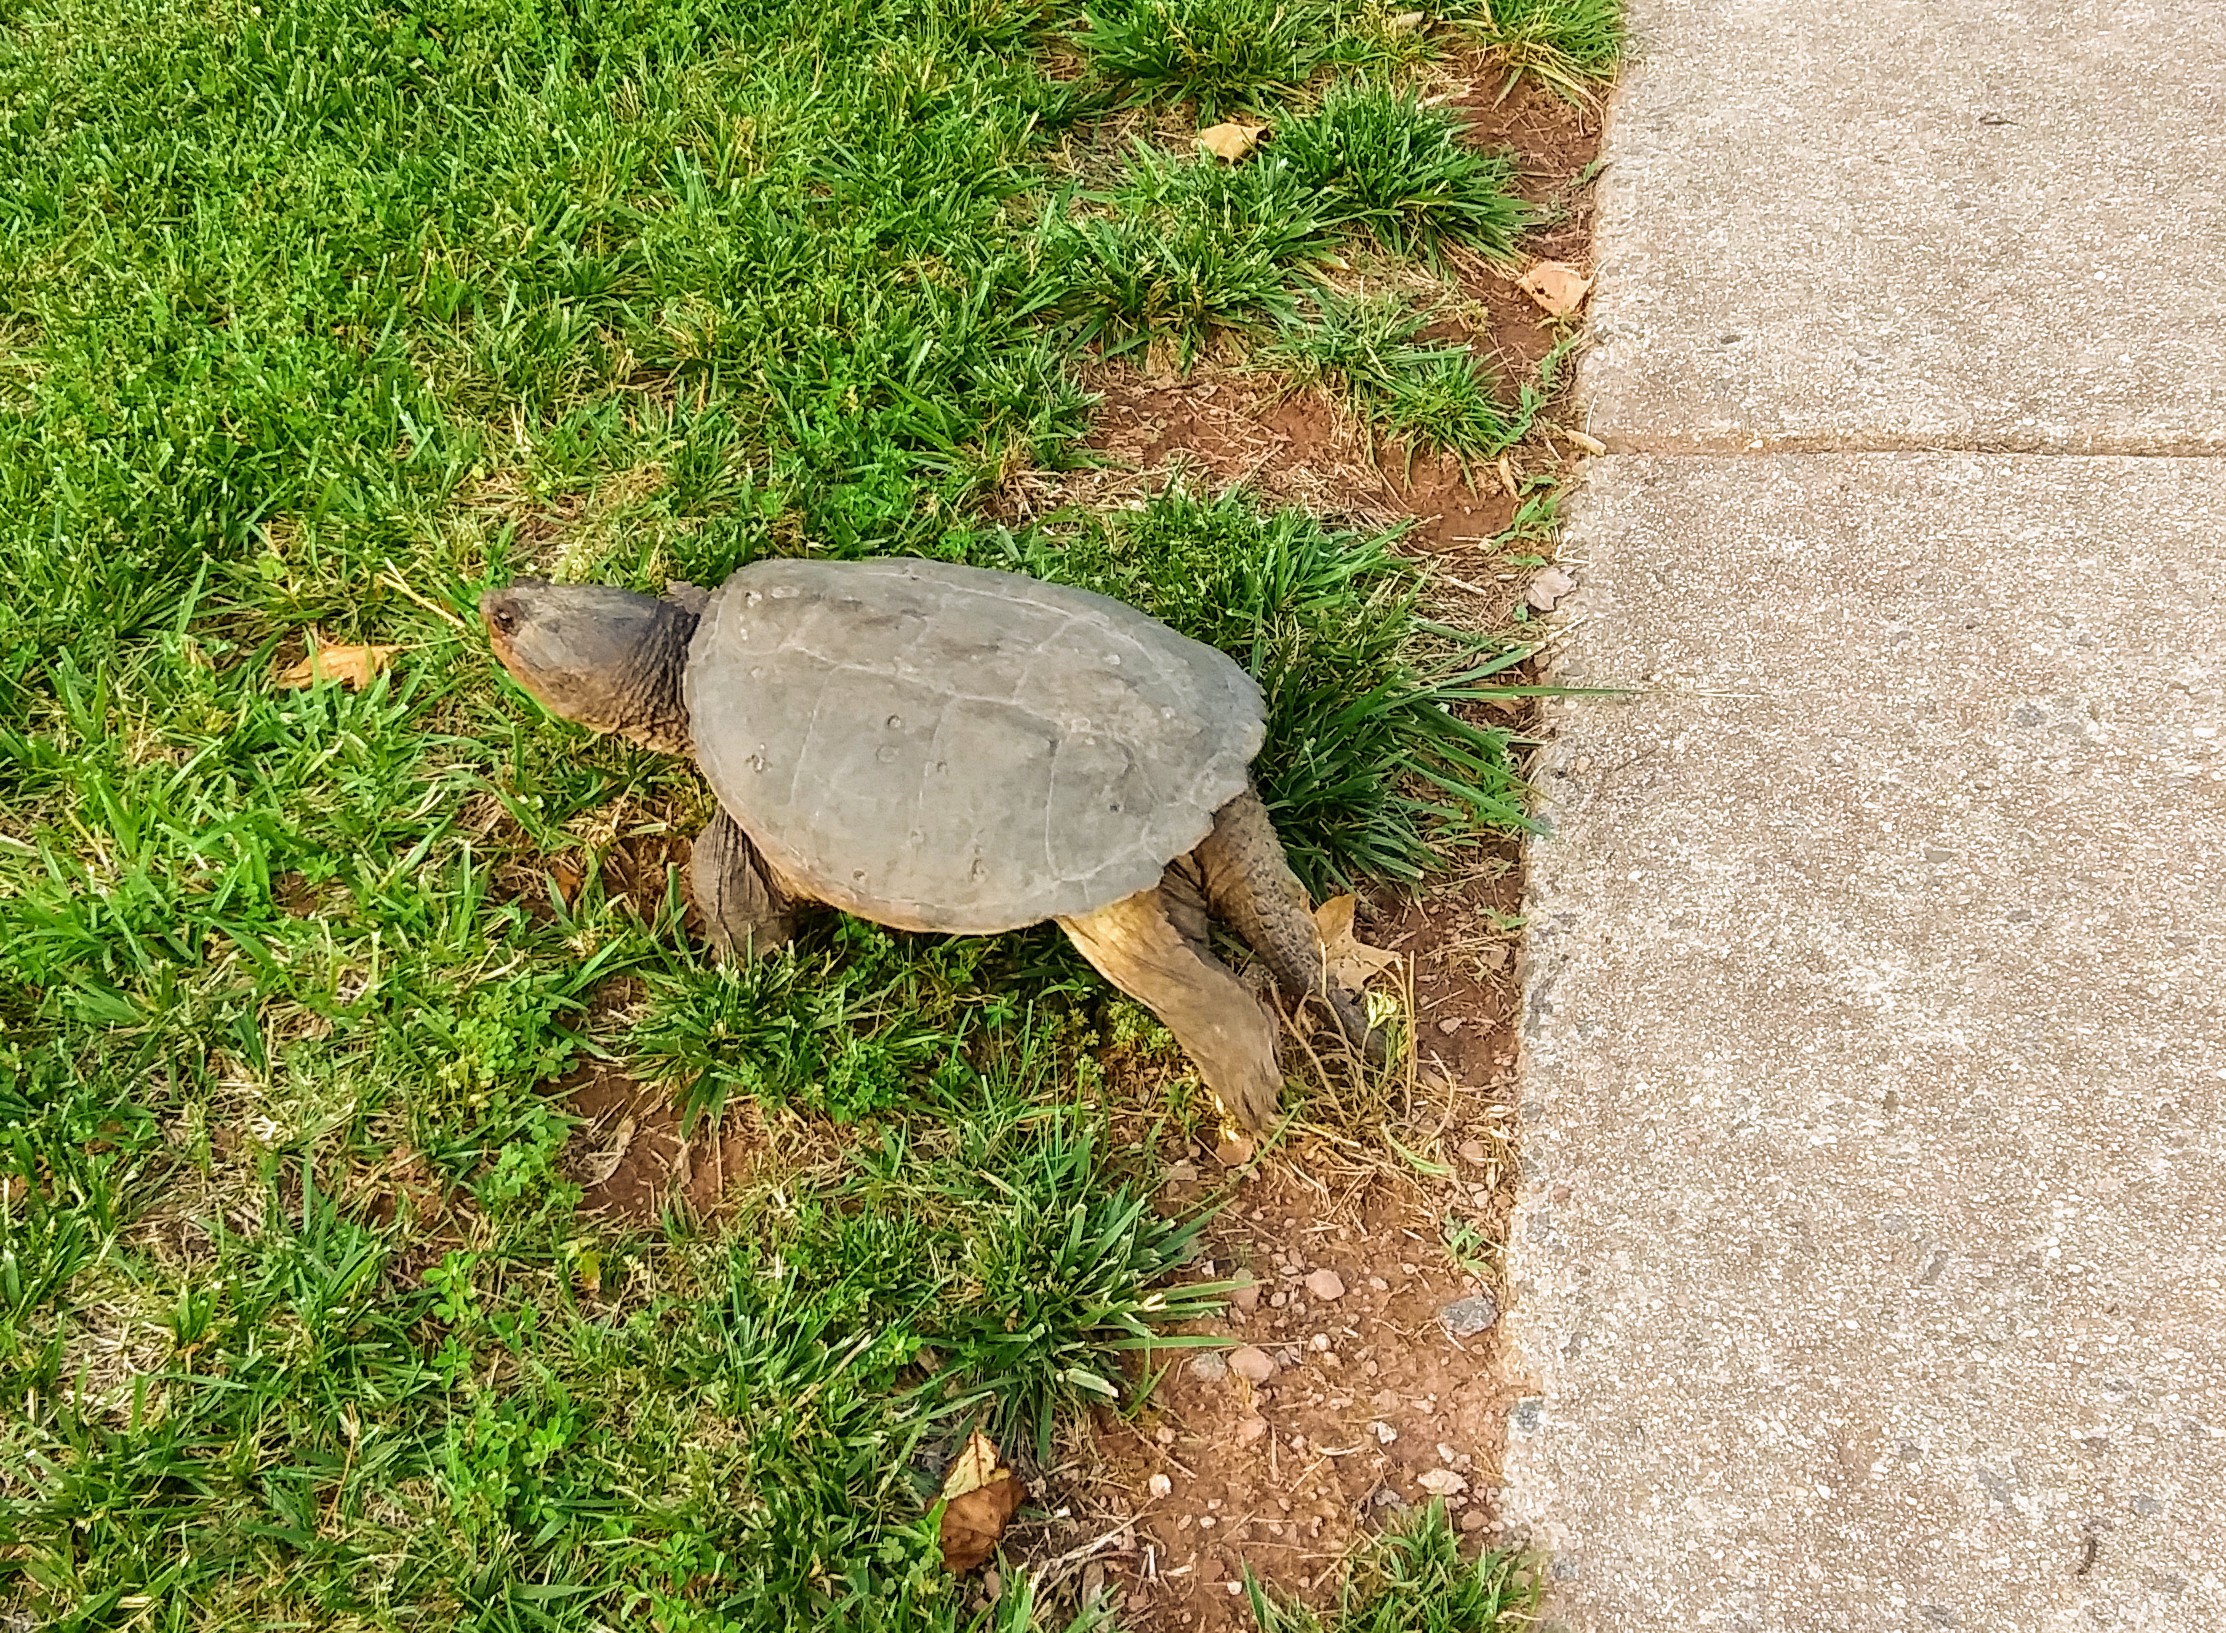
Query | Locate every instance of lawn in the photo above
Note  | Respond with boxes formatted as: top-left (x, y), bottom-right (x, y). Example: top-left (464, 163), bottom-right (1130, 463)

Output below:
top-left (0, 1), bottom-right (1615, 1627)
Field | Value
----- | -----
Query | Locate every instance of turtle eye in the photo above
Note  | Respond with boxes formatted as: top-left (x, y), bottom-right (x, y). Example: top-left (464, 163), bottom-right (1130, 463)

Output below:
top-left (490, 606), bottom-right (517, 634)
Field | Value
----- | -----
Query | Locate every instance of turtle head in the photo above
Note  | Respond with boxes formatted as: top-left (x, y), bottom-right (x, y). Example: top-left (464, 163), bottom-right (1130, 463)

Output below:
top-left (481, 578), bottom-right (697, 755)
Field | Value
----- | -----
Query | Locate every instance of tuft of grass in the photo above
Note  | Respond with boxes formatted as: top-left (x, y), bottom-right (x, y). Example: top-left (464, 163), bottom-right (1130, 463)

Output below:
top-left (1245, 1502), bottom-right (1539, 1632)
top-left (1276, 82), bottom-right (1530, 261)
top-left (1262, 293), bottom-right (1539, 459)
top-left (1462, 0), bottom-right (1625, 100)
top-left (1074, 0), bottom-right (1347, 117)
top-left (936, 1123), bottom-right (1230, 1455)
top-left (1048, 144), bottom-right (1333, 363)
top-left (998, 487), bottom-right (1532, 888)
top-left (631, 919), bottom-right (1060, 1128)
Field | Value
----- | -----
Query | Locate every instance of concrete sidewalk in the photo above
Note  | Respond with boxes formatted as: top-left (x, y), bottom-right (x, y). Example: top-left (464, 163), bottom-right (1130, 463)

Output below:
top-left (1502, 5), bottom-right (2226, 1630)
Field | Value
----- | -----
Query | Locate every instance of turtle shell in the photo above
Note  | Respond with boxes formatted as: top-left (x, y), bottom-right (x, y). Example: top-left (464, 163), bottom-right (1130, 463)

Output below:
top-left (685, 556), bottom-right (1265, 934)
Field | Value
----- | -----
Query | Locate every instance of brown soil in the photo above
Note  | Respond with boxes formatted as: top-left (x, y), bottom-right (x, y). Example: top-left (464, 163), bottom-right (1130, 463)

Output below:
top-left (552, 1061), bottom-right (773, 1223)
top-left (1022, 69), bottom-right (1603, 1631)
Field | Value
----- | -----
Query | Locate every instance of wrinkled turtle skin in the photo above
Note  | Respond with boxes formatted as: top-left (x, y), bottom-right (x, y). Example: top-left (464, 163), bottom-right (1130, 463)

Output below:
top-left (686, 556), bottom-right (1264, 934)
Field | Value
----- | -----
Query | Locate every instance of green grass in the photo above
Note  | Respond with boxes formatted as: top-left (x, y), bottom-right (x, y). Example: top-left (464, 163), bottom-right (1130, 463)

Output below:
top-left (1462, 0), bottom-right (1624, 101)
top-left (1262, 293), bottom-right (1578, 462)
top-left (1244, 1504), bottom-right (1539, 1632)
top-left (0, 0), bottom-right (1615, 1625)
top-left (1073, 0), bottom-right (1362, 118)
top-left (1276, 82), bottom-right (1530, 262)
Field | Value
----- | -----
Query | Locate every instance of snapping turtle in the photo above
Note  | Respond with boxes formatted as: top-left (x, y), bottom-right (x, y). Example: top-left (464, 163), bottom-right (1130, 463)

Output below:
top-left (482, 556), bottom-right (1378, 1128)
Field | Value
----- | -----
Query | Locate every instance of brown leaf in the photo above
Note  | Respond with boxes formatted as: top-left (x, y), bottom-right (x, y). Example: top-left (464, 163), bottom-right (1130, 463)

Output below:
top-left (1314, 895), bottom-right (1401, 992)
top-left (1417, 1467), bottom-right (1470, 1496)
top-left (937, 1429), bottom-right (1026, 1572)
top-left (1516, 260), bottom-right (1592, 317)
top-left (278, 637), bottom-right (396, 691)
top-left (1526, 565), bottom-right (1578, 612)
top-left (1196, 120), bottom-right (1268, 163)
top-left (550, 855), bottom-right (586, 907)
top-left (1213, 1130), bottom-right (1256, 1167)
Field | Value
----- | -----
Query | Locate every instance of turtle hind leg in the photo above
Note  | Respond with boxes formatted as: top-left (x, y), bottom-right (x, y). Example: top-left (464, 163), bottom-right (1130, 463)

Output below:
top-left (1195, 786), bottom-right (1385, 1066)
top-left (1058, 887), bottom-right (1284, 1133)
top-left (689, 812), bottom-right (794, 960)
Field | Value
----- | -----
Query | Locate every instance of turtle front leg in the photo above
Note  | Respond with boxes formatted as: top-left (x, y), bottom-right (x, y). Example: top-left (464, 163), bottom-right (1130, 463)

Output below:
top-left (689, 811), bottom-right (794, 961)
top-left (1057, 887), bottom-right (1284, 1132)
top-left (1195, 786), bottom-right (1385, 1065)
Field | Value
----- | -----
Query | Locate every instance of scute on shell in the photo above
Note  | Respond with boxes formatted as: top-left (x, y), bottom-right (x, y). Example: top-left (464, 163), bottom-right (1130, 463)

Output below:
top-left (684, 557), bottom-right (1265, 933)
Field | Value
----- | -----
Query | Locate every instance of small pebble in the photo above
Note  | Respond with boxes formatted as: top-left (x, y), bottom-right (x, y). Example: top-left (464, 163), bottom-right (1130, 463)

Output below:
top-left (1438, 1017), bottom-right (1462, 1034)
top-left (1228, 1345), bottom-right (1277, 1383)
top-left (1236, 1413), bottom-right (1270, 1446)
top-left (1154, 1426), bottom-right (1176, 1446)
top-left (1372, 1420), bottom-right (1398, 1445)
top-left (1305, 1269), bottom-right (1346, 1301)
top-left (1198, 1516), bottom-right (1216, 1529)
top-left (1229, 1272), bottom-right (1261, 1313)
top-left (1439, 1294), bottom-right (1501, 1339)
top-left (1458, 1140), bottom-right (1490, 1165)
top-left (1367, 1275), bottom-right (1389, 1291)
top-left (1309, 1333), bottom-right (1332, 1352)
top-left (1148, 1473), bottom-right (1173, 1499)
top-left (1459, 1507), bottom-right (1492, 1533)
top-left (1167, 1161), bottom-right (1200, 1187)
top-left (1187, 1350), bottom-right (1229, 1382)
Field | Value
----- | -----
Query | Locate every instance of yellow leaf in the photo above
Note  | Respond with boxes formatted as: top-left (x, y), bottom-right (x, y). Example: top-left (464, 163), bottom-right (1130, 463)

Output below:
top-left (278, 637), bottom-right (396, 691)
top-left (1196, 120), bottom-right (1268, 163)
top-left (1515, 259), bottom-right (1592, 317)
top-left (1314, 894), bottom-right (1401, 992)
top-left (936, 1428), bottom-right (1025, 1573)
top-left (938, 1428), bottom-right (1009, 1503)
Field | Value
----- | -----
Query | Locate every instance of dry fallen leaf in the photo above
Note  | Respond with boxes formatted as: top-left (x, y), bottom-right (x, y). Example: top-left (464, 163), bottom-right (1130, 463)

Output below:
top-left (1213, 1130), bottom-right (1256, 1167)
top-left (1516, 259), bottom-right (1592, 317)
top-left (579, 1115), bottom-right (635, 1189)
top-left (278, 638), bottom-right (396, 691)
top-left (1526, 565), bottom-right (1578, 612)
top-left (1560, 426), bottom-right (1609, 456)
top-left (936, 1428), bottom-right (1026, 1573)
top-left (1389, 9), bottom-right (1427, 28)
top-left (1417, 1467), bottom-right (1470, 1496)
top-left (1315, 895), bottom-right (1401, 992)
top-left (1196, 120), bottom-right (1268, 163)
